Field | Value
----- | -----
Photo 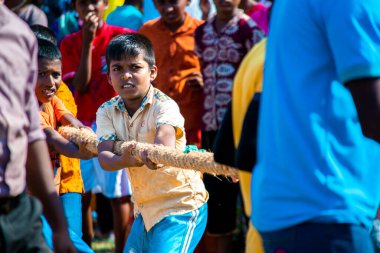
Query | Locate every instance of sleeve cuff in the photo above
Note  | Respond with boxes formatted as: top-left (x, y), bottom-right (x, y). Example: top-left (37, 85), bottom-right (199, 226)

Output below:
top-left (98, 133), bottom-right (116, 143)
top-left (340, 65), bottom-right (380, 84)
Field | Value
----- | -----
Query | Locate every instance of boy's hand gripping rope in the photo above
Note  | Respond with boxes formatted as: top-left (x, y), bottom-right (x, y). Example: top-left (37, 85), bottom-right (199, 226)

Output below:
top-left (58, 126), bottom-right (239, 178)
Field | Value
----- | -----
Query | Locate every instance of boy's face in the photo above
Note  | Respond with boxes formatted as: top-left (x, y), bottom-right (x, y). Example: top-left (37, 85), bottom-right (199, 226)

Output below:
top-left (107, 54), bottom-right (157, 103)
top-left (36, 59), bottom-right (62, 104)
top-left (74, 0), bottom-right (108, 21)
top-left (214, 0), bottom-right (240, 15)
top-left (154, 0), bottom-right (188, 28)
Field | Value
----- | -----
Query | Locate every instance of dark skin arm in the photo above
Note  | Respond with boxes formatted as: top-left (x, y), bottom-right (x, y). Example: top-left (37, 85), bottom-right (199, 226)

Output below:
top-left (26, 139), bottom-right (76, 253)
top-left (98, 139), bottom-right (144, 171)
top-left (346, 77), bottom-right (380, 143)
top-left (98, 125), bottom-right (175, 171)
top-left (142, 124), bottom-right (176, 170)
top-left (44, 127), bottom-right (95, 159)
top-left (60, 113), bottom-right (86, 129)
top-left (70, 12), bottom-right (99, 92)
top-left (44, 113), bottom-right (95, 159)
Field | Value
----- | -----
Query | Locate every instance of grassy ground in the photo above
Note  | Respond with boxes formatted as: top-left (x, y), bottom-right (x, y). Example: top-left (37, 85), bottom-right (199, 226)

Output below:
top-left (92, 236), bottom-right (115, 253)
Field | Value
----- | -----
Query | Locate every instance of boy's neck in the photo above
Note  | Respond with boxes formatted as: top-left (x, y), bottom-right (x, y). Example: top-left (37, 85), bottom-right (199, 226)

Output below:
top-left (122, 88), bottom-right (150, 117)
top-left (215, 9), bottom-right (238, 32)
top-left (163, 15), bottom-right (186, 32)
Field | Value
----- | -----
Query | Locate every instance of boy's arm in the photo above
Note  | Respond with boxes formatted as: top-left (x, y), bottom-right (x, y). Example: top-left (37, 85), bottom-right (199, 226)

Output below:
top-left (154, 125), bottom-right (176, 147)
top-left (346, 78), bottom-right (380, 142)
top-left (26, 139), bottom-right (76, 253)
top-left (60, 113), bottom-right (86, 129)
top-left (98, 140), bottom-right (143, 171)
top-left (140, 124), bottom-right (176, 170)
top-left (70, 12), bottom-right (98, 92)
top-left (96, 105), bottom-right (143, 171)
top-left (43, 127), bottom-right (94, 159)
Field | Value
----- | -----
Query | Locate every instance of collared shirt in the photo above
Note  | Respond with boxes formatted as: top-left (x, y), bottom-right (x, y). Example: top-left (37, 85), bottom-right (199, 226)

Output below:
top-left (96, 86), bottom-right (208, 231)
top-left (139, 13), bottom-right (204, 132)
top-left (195, 10), bottom-right (264, 131)
top-left (60, 23), bottom-right (134, 126)
top-left (0, 5), bottom-right (45, 197)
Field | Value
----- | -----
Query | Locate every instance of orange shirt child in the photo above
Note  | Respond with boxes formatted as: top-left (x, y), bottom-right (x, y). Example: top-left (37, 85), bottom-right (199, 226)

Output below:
top-left (39, 94), bottom-right (84, 194)
top-left (139, 13), bottom-right (204, 146)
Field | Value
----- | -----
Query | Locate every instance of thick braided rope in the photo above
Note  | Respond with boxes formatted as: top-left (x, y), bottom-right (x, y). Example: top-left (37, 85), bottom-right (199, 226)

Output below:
top-left (58, 126), bottom-right (238, 177)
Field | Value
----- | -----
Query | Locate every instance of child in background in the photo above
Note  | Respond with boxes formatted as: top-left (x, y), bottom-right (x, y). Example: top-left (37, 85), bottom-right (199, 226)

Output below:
top-left (96, 33), bottom-right (208, 252)
top-left (195, 0), bottom-right (264, 251)
top-left (139, 0), bottom-right (204, 147)
top-left (31, 24), bottom-right (92, 252)
top-left (35, 38), bottom-right (95, 253)
top-left (60, 0), bottom-right (135, 251)
top-left (239, 0), bottom-right (270, 35)
top-left (106, 0), bottom-right (143, 30)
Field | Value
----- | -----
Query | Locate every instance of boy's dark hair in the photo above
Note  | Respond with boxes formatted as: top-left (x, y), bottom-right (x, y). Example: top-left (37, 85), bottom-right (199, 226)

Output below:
top-left (37, 39), bottom-right (62, 61)
top-left (31, 25), bottom-right (58, 45)
top-left (106, 33), bottom-right (155, 69)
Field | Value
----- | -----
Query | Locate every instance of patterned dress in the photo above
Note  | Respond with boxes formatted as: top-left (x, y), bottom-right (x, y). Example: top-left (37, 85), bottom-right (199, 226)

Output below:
top-left (195, 11), bottom-right (264, 132)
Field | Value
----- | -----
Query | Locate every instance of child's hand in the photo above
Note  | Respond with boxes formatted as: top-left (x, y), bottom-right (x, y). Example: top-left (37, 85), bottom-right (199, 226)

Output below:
top-left (185, 72), bottom-right (204, 91)
top-left (230, 175), bottom-right (240, 183)
top-left (78, 143), bottom-right (97, 159)
top-left (140, 149), bottom-right (164, 170)
top-left (82, 11), bottom-right (98, 43)
top-left (120, 145), bottom-right (144, 167)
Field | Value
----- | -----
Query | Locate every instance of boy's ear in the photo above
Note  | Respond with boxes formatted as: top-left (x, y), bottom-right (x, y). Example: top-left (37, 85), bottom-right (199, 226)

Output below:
top-left (150, 66), bottom-right (158, 82)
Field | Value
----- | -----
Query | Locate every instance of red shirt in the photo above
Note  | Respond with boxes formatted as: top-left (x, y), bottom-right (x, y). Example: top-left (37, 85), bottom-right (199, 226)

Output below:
top-left (60, 23), bottom-right (134, 125)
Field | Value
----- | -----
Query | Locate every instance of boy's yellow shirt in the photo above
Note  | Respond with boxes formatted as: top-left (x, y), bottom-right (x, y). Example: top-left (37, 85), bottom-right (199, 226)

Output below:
top-left (231, 39), bottom-right (266, 253)
top-left (55, 81), bottom-right (84, 194)
top-left (96, 86), bottom-right (208, 231)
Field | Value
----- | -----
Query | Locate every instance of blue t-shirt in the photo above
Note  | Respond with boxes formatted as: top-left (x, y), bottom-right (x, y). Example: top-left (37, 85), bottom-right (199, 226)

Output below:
top-left (106, 5), bottom-right (143, 31)
top-left (251, 0), bottom-right (380, 232)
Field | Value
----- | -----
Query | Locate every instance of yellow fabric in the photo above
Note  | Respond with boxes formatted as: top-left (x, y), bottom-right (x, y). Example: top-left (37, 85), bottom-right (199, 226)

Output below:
top-left (246, 222), bottom-right (264, 253)
top-left (232, 39), bottom-right (266, 253)
top-left (103, 0), bottom-right (124, 20)
top-left (96, 86), bottom-right (208, 231)
top-left (56, 81), bottom-right (84, 194)
top-left (56, 81), bottom-right (77, 116)
top-left (232, 39), bottom-right (266, 148)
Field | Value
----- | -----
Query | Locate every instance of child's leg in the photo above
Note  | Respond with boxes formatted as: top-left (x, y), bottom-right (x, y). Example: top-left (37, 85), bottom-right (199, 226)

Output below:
top-left (148, 204), bottom-right (208, 253)
top-left (60, 192), bottom-right (82, 237)
top-left (41, 215), bottom-right (94, 253)
top-left (94, 156), bottom-right (133, 253)
top-left (82, 191), bottom-right (93, 246)
top-left (80, 158), bottom-right (99, 246)
top-left (109, 196), bottom-right (133, 253)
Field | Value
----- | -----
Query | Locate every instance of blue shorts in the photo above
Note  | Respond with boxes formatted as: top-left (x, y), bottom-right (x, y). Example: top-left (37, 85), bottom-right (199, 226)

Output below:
top-left (124, 203), bottom-right (207, 253)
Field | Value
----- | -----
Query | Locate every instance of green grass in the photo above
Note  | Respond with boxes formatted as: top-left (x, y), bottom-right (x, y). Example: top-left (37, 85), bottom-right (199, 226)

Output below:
top-left (92, 237), bottom-right (115, 253)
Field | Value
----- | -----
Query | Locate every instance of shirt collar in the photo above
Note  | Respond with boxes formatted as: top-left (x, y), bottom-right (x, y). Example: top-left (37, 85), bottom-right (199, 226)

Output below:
top-left (114, 85), bottom-right (154, 112)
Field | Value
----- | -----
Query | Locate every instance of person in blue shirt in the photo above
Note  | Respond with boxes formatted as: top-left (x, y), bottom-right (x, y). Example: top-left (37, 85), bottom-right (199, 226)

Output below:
top-left (106, 0), bottom-right (143, 31)
top-left (250, 1), bottom-right (380, 252)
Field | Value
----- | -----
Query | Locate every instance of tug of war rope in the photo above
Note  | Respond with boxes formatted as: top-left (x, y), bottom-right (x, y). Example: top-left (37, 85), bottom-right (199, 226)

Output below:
top-left (58, 126), bottom-right (239, 178)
